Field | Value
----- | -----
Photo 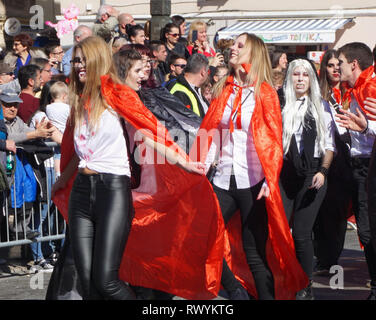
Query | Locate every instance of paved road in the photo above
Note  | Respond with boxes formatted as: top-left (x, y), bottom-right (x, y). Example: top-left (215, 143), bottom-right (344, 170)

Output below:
top-left (0, 228), bottom-right (371, 300)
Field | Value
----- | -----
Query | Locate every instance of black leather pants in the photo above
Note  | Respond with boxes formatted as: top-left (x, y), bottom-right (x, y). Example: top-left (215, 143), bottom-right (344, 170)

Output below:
top-left (68, 173), bottom-right (136, 300)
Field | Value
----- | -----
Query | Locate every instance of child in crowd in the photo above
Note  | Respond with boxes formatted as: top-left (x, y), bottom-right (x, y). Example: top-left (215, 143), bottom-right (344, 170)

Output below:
top-left (45, 81), bottom-right (70, 177)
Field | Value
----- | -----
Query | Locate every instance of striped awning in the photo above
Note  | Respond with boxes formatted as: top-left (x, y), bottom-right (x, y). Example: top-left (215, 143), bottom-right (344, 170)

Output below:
top-left (217, 18), bottom-right (353, 44)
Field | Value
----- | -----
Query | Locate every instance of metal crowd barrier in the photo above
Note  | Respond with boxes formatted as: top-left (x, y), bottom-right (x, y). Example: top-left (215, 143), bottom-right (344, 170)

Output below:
top-left (0, 142), bottom-right (66, 248)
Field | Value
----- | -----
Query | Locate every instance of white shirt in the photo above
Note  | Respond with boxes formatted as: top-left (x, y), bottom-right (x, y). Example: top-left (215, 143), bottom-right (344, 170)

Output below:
top-left (46, 102), bottom-right (71, 134)
top-left (30, 111), bottom-right (54, 168)
top-left (74, 108), bottom-right (130, 176)
top-left (292, 98), bottom-right (337, 157)
top-left (188, 82), bottom-right (209, 114)
top-left (366, 120), bottom-right (376, 137)
top-left (206, 85), bottom-right (265, 190)
top-left (349, 93), bottom-right (375, 157)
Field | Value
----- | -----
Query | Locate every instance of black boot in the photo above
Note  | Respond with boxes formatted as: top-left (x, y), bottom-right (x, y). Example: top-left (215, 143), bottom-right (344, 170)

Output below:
top-left (296, 280), bottom-right (314, 300)
top-left (228, 285), bottom-right (250, 300)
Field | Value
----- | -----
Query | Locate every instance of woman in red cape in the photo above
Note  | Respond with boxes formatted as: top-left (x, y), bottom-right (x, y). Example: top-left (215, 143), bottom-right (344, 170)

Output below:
top-left (51, 36), bottom-right (225, 300)
top-left (189, 33), bottom-right (308, 300)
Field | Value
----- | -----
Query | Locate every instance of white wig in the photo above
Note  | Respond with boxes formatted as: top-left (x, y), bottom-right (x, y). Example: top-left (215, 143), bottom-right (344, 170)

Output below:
top-left (282, 59), bottom-right (326, 156)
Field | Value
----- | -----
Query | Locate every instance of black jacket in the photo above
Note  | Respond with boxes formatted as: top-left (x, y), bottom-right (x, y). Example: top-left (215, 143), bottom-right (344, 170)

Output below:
top-left (139, 87), bottom-right (202, 154)
top-left (167, 74), bottom-right (207, 119)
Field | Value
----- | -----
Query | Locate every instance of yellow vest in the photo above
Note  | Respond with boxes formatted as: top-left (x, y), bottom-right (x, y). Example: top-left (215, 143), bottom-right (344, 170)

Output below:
top-left (170, 83), bottom-right (200, 117)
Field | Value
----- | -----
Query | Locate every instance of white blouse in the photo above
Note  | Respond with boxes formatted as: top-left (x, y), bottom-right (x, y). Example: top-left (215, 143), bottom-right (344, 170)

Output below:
top-left (348, 93), bottom-right (375, 157)
top-left (74, 108), bottom-right (131, 176)
top-left (206, 84), bottom-right (265, 190)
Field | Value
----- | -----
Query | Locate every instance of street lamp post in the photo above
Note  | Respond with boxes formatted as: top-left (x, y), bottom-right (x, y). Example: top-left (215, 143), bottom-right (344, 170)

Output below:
top-left (150, 0), bottom-right (171, 41)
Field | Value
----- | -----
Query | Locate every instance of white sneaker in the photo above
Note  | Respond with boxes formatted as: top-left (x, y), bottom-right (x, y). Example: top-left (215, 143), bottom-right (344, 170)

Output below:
top-left (32, 259), bottom-right (54, 273)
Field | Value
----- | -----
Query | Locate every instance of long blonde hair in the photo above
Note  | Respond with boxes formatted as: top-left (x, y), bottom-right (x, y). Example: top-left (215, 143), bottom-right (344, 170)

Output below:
top-left (69, 36), bottom-right (119, 130)
top-left (187, 20), bottom-right (207, 46)
top-left (212, 33), bottom-right (273, 98)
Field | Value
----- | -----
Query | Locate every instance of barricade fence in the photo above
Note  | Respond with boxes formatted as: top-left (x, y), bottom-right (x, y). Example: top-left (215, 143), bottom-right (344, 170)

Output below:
top-left (0, 141), bottom-right (66, 251)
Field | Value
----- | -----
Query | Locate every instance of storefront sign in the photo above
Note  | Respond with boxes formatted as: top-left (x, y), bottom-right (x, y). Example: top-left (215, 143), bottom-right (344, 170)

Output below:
top-left (256, 32), bottom-right (335, 44)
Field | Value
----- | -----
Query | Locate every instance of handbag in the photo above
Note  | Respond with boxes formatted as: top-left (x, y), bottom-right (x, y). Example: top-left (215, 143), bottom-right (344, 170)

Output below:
top-left (121, 119), bottom-right (141, 189)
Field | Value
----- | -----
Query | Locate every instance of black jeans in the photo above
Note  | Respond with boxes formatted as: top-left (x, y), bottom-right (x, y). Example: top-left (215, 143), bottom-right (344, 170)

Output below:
top-left (349, 158), bottom-right (376, 285)
top-left (213, 176), bottom-right (274, 300)
top-left (313, 173), bottom-right (351, 268)
top-left (280, 160), bottom-right (327, 281)
top-left (68, 173), bottom-right (135, 300)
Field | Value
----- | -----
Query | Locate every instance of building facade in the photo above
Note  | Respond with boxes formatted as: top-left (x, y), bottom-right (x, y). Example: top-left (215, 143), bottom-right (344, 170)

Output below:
top-left (1, 1), bottom-right (375, 54)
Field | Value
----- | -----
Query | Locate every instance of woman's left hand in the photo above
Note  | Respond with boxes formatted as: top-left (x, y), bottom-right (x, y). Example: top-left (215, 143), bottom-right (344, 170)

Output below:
top-left (309, 172), bottom-right (325, 190)
top-left (257, 184), bottom-right (270, 200)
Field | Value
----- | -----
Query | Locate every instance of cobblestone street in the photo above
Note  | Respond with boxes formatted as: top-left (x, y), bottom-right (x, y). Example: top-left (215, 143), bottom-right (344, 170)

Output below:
top-left (0, 228), bottom-right (371, 300)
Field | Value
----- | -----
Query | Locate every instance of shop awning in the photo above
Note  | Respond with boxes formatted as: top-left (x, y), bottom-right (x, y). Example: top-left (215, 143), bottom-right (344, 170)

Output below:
top-left (217, 18), bottom-right (353, 44)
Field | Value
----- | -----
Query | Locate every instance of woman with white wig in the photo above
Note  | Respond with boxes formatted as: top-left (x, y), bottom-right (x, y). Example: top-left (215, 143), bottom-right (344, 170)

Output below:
top-left (279, 58), bottom-right (336, 300)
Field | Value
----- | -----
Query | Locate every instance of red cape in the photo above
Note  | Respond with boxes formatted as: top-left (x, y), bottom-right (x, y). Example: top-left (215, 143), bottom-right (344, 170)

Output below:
top-left (342, 66), bottom-right (376, 114)
top-left (189, 76), bottom-right (309, 299)
top-left (53, 75), bottom-right (225, 300)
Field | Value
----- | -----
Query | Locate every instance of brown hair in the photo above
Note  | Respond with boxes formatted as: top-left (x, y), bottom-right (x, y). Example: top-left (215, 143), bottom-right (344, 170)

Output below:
top-left (13, 33), bottom-right (33, 50)
top-left (272, 70), bottom-right (285, 88)
top-left (113, 49), bottom-right (142, 82)
top-left (337, 42), bottom-right (373, 71)
top-left (319, 49), bottom-right (338, 101)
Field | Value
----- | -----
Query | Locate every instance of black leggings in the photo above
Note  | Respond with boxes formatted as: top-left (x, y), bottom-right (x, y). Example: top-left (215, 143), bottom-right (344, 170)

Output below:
top-left (279, 160), bottom-right (327, 281)
top-left (213, 176), bottom-right (274, 300)
top-left (68, 173), bottom-right (135, 300)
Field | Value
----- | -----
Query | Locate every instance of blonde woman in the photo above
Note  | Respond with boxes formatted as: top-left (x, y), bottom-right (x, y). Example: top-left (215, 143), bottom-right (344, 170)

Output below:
top-left (191, 33), bottom-right (308, 300)
top-left (187, 20), bottom-right (216, 57)
top-left (51, 36), bottom-right (206, 300)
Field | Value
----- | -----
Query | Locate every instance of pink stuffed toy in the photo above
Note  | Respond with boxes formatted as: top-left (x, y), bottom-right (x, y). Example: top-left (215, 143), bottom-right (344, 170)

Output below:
top-left (46, 4), bottom-right (80, 39)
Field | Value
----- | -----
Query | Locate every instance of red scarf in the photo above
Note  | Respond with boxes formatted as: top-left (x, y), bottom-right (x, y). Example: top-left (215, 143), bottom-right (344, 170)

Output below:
top-left (53, 75), bottom-right (225, 300)
top-left (227, 79), bottom-right (253, 132)
top-left (190, 76), bottom-right (308, 299)
top-left (332, 87), bottom-right (342, 104)
top-left (342, 65), bottom-right (376, 113)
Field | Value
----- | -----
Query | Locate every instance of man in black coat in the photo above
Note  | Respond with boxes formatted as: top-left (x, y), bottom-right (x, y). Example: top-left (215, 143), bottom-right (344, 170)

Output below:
top-left (167, 53), bottom-right (209, 119)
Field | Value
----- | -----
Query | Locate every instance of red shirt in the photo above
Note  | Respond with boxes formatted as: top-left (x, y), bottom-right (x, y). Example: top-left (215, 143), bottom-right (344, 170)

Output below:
top-left (187, 45), bottom-right (216, 57)
top-left (18, 92), bottom-right (40, 124)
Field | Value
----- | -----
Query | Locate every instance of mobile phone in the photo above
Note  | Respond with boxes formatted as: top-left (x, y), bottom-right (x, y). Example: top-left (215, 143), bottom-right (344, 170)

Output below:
top-left (192, 30), bottom-right (198, 43)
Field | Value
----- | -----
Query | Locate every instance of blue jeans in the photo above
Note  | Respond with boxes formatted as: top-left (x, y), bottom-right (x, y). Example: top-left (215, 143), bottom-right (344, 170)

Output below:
top-left (30, 166), bottom-right (56, 261)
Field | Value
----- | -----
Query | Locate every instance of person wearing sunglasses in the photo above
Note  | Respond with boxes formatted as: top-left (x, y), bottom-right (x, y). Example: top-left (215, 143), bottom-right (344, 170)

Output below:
top-left (162, 53), bottom-right (187, 88)
top-left (0, 63), bottom-right (20, 96)
top-left (161, 23), bottom-right (190, 66)
top-left (0, 63), bottom-right (15, 85)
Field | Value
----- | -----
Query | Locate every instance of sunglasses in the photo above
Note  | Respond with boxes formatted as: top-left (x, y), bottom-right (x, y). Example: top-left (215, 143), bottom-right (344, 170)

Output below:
top-left (0, 72), bottom-right (14, 76)
top-left (169, 33), bottom-right (180, 38)
top-left (70, 57), bottom-right (85, 65)
top-left (2, 103), bottom-right (19, 108)
top-left (174, 64), bottom-right (186, 68)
